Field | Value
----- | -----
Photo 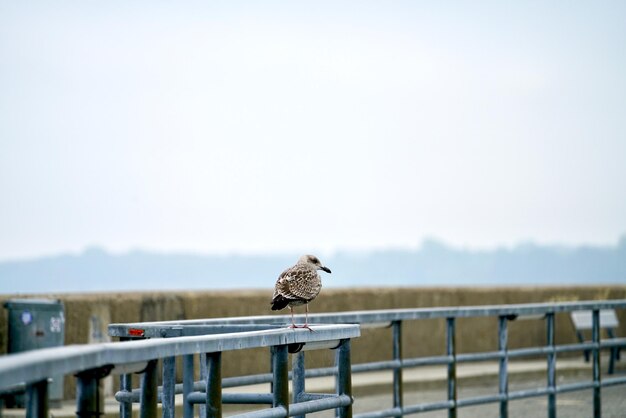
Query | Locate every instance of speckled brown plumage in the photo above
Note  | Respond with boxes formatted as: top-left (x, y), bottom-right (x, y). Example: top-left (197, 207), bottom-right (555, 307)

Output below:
top-left (270, 254), bottom-right (331, 329)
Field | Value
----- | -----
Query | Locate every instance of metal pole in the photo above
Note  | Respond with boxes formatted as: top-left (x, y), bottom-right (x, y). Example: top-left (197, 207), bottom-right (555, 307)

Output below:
top-left (120, 337), bottom-right (133, 418)
top-left (162, 356), bottom-right (176, 418)
top-left (183, 354), bottom-right (195, 418)
top-left (199, 353), bottom-right (207, 418)
top-left (76, 372), bottom-right (98, 418)
top-left (392, 321), bottom-right (403, 418)
top-left (292, 351), bottom-right (305, 418)
top-left (26, 380), bottom-right (48, 418)
top-left (498, 316), bottom-right (508, 418)
top-left (120, 372), bottom-right (133, 418)
top-left (140, 360), bottom-right (158, 418)
top-left (76, 366), bottom-right (111, 418)
top-left (205, 352), bottom-right (222, 418)
top-left (336, 339), bottom-right (353, 418)
top-left (592, 309), bottom-right (601, 418)
top-left (546, 313), bottom-right (556, 418)
top-left (447, 318), bottom-right (457, 418)
top-left (271, 345), bottom-right (289, 415)
top-left (335, 343), bottom-right (342, 418)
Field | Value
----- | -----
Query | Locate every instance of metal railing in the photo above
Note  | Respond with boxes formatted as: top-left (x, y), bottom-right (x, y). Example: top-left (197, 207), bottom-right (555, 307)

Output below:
top-left (110, 299), bottom-right (626, 418)
top-left (0, 324), bottom-right (360, 418)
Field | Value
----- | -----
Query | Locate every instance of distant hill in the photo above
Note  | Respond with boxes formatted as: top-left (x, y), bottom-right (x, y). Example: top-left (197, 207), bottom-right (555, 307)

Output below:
top-left (1, 238), bottom-right (625, 294)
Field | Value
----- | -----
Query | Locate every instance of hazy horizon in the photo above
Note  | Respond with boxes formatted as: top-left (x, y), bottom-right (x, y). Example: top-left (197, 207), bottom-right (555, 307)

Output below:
top-left (2, 234), bottom-right (626, 263)
top-left (2, 236), bottom-right (624, 294)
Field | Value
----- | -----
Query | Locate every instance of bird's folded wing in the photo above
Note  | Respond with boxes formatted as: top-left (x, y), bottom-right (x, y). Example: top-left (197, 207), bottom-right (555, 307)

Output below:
top-left (275, 266), bottom-right (318, 300)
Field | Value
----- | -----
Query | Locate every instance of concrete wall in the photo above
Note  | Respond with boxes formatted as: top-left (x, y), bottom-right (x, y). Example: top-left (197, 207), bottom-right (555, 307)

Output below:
top-left (1, 286), bottom-right (625, 399)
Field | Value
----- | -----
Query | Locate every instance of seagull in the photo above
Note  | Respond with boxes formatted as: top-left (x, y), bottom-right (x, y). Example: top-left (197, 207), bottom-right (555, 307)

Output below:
top-left (270, 255), bottom-right (331, 330)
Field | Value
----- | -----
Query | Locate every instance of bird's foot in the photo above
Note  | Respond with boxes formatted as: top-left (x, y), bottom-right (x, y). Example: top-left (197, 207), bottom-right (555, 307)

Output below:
top-left (288, 324), bottom-right (315, 332)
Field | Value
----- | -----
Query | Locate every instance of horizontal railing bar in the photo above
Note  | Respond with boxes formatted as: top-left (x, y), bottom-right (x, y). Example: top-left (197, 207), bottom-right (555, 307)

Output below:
top-left (228, 395), bottom-right (352, 418)
top-left (599, 337), bottom-right (626, 348)
top-left (402, 399), bottom-right (455, 414)
top-left (601, 376), bottom-right (626, 387)
top-left (507, 347), bottom-right (549, 358)
top-left (115, 390), bottom-right (138, 403)
top-left (288, 394), bottom-right (352, 416)
top-left (121, 363), bottom-right (355, 402)
top-left (110, 300), bottom-right (626, 333)
top-left (401, 356), bottom-right (452, 367)
top-left (555, 342), bottom-right (596, 353)
top-left (389, 388), bottom-right (547, 413)
top-left (555, 381), bottom-right (596, 393)
top-left (456, 394), bottom-right (504, 407)
top-left (296, 392), bottom-right (337, 402)
top-left (351, 377), bottom-right (626, 418)
top-left (108, 324), bottom-right (286, 338)
top-left (224, 374), bottom-right (274, 388)
top-left (456, 351), bottom-right (503, 362)
top-left (0, 324), bottom-right (360, 390)
top-left (223, 366), bottom-right (338, 388)
top-left (370, 381), bottom-right (626, 415)
top-left (352, 360), bottom-right (401, 373)
top-left (302, 366), bottom-right (336, 378)
top-left (122, 384), bottom-right (309, 406)
top-left (187, 392), bottom-right (274, 405)
top-left (506, 387), bottom-right (551, 400)
top-left (354, 406), bottom-right (402, 418)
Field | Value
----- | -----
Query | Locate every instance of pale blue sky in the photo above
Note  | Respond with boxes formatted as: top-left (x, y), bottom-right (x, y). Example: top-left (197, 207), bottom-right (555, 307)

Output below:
top-left (1, 1), bottom-right (625, 260)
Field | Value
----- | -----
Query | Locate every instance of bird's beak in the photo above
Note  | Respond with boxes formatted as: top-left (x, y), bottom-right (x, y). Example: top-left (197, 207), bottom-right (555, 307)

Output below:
top-left (321, 266), bottom-right (331, 274)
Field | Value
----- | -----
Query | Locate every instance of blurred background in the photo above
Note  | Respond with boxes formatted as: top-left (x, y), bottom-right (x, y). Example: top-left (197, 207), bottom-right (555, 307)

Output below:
top-left (1, 1), bottom-right (625, 293)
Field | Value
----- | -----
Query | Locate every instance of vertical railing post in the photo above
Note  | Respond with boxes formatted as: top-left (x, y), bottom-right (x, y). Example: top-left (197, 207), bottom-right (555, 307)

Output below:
top-left (120, 337), bottom-right (133, 418)
top-left (76, 372), bottom-right (98, 418)
top-left (205, 352), bottom-right (222, 418)
top-left (392, 320), bottom-right (403, 418)
top-left (447, 318), bottom-right (457, 418)
top-left (292, 351), bottom-right (305, 418)
top-left (76, 366), bottom-right (111, 418)
top-left (272, 345), bottom-right (289, 415)
top-left (162, 356), bottom-right (176, 418)
top-left (199, 353), bottom-right (207, 418)
top-left (337, 339), bottom-right (353, 418)
top-left (546, 313), bottom-right (556, 418)
top-left (120, 372), bottom-right (133, 418)
top-left (183, 354), bottom-right (195, 418)
top-left (592, 309), bottom-right (601, 418)
top-left (498, 316), bottom-right (509, 418)
top-left (140, 360), bottom-right (158, 418)
top-left (26, 380), bottom-right (48, 418)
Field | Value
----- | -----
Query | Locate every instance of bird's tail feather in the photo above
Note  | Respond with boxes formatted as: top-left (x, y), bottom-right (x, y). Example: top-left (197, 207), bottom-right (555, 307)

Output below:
top-left (270, 295), bottom-right (290, 311)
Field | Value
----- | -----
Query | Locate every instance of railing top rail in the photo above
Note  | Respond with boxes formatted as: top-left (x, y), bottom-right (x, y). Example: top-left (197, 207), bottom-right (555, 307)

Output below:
top-left (109, 299), bottom-right (626, 337)
top-left (0, 324), bottom-right (359, 391)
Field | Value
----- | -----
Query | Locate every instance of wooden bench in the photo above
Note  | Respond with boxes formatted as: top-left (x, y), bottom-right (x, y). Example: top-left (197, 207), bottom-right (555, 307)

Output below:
top-left (570, 309), bottom-right (623, 374)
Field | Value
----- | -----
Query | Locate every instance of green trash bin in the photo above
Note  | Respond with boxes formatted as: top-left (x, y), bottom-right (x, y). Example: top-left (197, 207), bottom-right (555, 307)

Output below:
top-left (4, 299), bottom-right (65, 407)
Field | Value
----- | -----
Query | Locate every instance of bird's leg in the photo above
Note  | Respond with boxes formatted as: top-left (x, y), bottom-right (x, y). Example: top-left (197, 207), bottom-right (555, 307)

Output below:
top-left (301, 304), bottom-right (314, 332)
top-left (288, 306), bottom-right (297, 329)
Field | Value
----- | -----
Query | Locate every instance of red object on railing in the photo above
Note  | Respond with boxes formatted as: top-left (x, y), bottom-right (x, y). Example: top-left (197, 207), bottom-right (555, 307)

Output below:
top-left (128, 328), bottom-right (145, 337)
